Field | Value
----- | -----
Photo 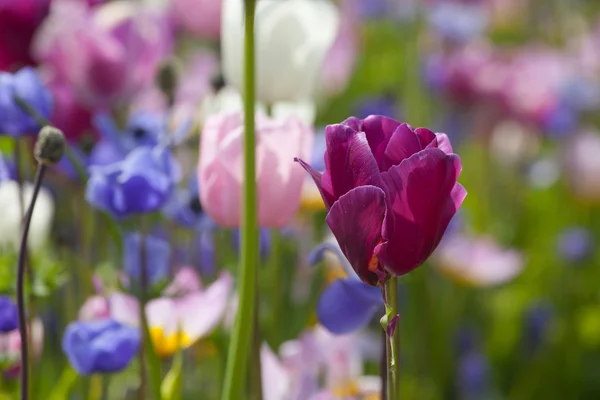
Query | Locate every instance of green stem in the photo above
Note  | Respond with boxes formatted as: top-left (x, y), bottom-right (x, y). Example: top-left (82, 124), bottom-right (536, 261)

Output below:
top-left (221, 0), bottom-right (258, 398)
top-left (386, 278), bottom-right (401, 400)
top-left (250, 290), bottom-right (263, 400)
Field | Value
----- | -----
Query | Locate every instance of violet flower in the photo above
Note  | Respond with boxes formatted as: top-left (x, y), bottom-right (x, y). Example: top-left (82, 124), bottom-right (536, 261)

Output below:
top-left (62, 319), bottom-right (140, 375)
top-left (85, 145), bottom-right (181, 218)
top-left (123, 233), bottom-right (171, 284)
top-left (0, 67), bottom-right (52, 136)
top-left (309, 242), bottom-right (382, 334)
top-left (296, 115), bottom-right (466, 285)
top-left (0, 297), bottom-right (18, 333)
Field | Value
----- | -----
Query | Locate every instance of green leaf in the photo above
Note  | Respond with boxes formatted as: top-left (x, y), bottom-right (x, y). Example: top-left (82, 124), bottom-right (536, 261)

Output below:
top-left (161, 350), bottom-right (183, 400)
top-left (48, 367), bottom-right (78, 400)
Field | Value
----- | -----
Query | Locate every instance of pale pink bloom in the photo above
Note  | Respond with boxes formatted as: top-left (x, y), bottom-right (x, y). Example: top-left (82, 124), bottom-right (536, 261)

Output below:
top-left (198, 111), bottom-right (314, 228)
top-left (172, 0), bottom-right (221, 39)
top-left (0, 318), bottom-right (44, 378)
top-left (434, 234), bottom-right (524, 287)
top-left (33, 0), bottom-right (172, 109)
top-left (78, 292), bottom-right (140, 326)
top-left (146, 272), bottom-right (233, 356)
top-left (319, 0), bottom-right (359, 96)
top-left (163, 266), bottom-right (203, 296)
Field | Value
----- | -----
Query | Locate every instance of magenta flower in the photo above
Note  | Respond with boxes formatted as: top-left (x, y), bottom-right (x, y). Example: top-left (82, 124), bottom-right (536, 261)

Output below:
top-left (296, 115), bottom-right (466, 285)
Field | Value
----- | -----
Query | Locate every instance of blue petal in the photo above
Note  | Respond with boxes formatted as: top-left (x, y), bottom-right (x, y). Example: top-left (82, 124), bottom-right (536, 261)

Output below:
top-left (0, 296), bottom-right (18, 333)
top-left (317, 278), bottom-right (382, 334)
top-left (123, 233), bottom-right (171, 284)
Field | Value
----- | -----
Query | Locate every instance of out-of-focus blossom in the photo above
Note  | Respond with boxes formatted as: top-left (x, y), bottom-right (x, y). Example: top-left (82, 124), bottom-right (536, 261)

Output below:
top-left (47, 80), bottom-right (93, 142)
top-left (221, 0), bottom-right (339, 104)
top-left (163, 266), bottom-right (202, 296)
top-left (0, 0), bottom-right (50, 71)
top-left (428, 1), bottom-right (487, 43)
top-left (557, 227), bottom-right (593, 264)
top-left (199, 111), bottom-right (313, 228)
top-left (297, 115), bottom-right (465, 285)
top-left (123, 233), bottom-right (171, 284)
top-left (89, 111), bottom-right (173, 167)
top-left (0, 297), bottom-right (18, 333)
top-left (78, 292), bottom-right (140, 326)
top-left (0, 319), bottom-right (44, 378)
top-left (263, 326), bottom-right (374, 399)
top-left (523, 302), bottom-right (553, 353)
top-left (33, 0), bottom-right (172, 109)
top-left (564, 130), bottom-right (600, 203)
top-left (457, 352), bottom-right (489, 399)
top-left (308, 241), bottom-right (382, 334)
top-left (62, 319), bottom-right (140, 375)
top-left (434, 234), bottom-right (524, 287)
top-left (489, 120), bottom-right (540, 167)
top-left (527, 157), bottom-right (560, 189)
top-left (0, 67), bottom-right (53, 136)
top-left (0, 180), bottom-right (54, 252)
top-left (231, 228), bottom-right (271, 260)
top-left (146, 272), bottom-right (232, 357)
top-left (355, 94), bottom-right (399, 120)
top-left (162, 176), bottom-right (213, 231)
top-left (172, 0), bottom-right (221, 39)
top-left (86, 145), bottom-right (180, 218)
top-left (0, 154), bottom-right (9, 182)
top-left (319, 1), bottom-right (358, 96)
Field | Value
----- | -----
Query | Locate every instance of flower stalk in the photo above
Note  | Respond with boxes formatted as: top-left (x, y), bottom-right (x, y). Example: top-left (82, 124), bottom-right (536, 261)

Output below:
top-left (221, 0), bottom-right (259, 398)
top-left (385, 277), bottom-right (401, 400)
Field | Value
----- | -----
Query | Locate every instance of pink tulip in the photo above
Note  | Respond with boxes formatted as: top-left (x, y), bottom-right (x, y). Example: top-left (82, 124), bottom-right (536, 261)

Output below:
top-left (79, 292), bottom-right (140, 326)
top-left (171, 0), bottom-right (222, 39)
top-left (198, 111), bottom-right (314, 228)
top-left (33, 0), bottom-right (172, 109)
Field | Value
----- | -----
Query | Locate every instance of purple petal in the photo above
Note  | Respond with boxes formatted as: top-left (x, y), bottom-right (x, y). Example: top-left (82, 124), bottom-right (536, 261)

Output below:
top-left (326, 185), bottom-right (386, 285)
top-left (360, 115), bottom-right (403, 169)
top-left (382, 123), bottom-right (423, 170)
top-left (434, 133), bottom-right (454, 154)
top-left (322, 123), bottom-right (358, 201)
top-left (414, 128), bottom-right (436, 147)
top-left (294, 157), bottom-right (335, 210)
top-left (317, 278), bottom-right (382, 334)
top-left (377, 149), bottom-right (464, 276)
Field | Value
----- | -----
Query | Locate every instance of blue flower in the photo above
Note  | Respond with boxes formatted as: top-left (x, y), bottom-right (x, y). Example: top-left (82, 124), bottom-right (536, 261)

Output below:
top-left (0, 296), bottom-right (18, 333)
top-left (85, 145), bottom-right (180, 218)
top-left (355, 94), bottom-right (399, 121)
top-left (309, 243), bottom-right (383, 334)
top-left (162, 176), bottom-right (212, 231)
top-left (0, 154), bottom-right (10, 182)
top-left (457, 352), bottom-right (489, 399)
top-left (123, 233), bottom-right (171, 284)
top-left (0, 67), bottom-right (53, 136)
top-left (557, 227), bottom-right (592, 263)
top-left (62, 319), bottom-right (140, 375)
top-left (428, 2), bottom-right (487, 43)
top-left (90, 111), bottom-right (165, 167)
top-left (523, 302), bottom-right (553, 353)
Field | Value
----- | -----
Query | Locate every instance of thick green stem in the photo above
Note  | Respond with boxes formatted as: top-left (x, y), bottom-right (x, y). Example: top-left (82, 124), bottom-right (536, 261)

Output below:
top-left (386, 278), bottom-right (401, 400)
top-left (267, 229), bottom-right (281, 346)
top-left (221, 0), bottom-right (258, 399)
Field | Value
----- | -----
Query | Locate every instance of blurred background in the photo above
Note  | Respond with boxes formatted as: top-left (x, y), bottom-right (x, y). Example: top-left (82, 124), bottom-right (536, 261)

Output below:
top-left (2, 0), bottom-right (600, 399)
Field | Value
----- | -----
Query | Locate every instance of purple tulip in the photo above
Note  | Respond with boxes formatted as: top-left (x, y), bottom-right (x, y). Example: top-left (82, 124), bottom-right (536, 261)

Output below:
top-left (296, 115), bottom-right (466, 285)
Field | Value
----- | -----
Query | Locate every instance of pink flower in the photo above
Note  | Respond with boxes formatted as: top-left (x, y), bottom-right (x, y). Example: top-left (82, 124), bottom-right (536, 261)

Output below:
top-left (33, 0), bottom-right (172, 109)
top-left (47, 79), bottom-right (94, 142)
top-left (79, 292), bottom-right (140, 326)
top-left (198, 112), bottom-right (314, 228)
top-left (0, 318), bottom-right (44, 378)
top-left (171, 0), bottom-right (222, 39)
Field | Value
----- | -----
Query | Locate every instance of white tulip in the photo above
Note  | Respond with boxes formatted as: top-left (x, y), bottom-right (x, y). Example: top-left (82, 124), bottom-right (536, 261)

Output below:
top-left (221, 0), bottom-right (340, 104)
top-left (0, 180), bottom-right (54, 253)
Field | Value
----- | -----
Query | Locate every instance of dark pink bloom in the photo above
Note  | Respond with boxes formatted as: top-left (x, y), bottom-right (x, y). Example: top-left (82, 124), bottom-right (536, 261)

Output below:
top-left (0, 0), bottom-right (50, 71)
top-left (296, 115), bottom-right (466, 285)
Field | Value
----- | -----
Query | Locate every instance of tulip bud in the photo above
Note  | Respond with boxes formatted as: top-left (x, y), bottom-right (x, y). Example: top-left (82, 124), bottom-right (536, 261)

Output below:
top-left (34, 126), bottom-right (66, 166)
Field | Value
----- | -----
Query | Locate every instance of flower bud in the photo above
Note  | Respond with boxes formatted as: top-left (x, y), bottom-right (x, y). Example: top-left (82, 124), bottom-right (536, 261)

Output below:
top-left (34, 126), bottom-right (66, 166)
top-left (156, 59), bottom-right (180, 106)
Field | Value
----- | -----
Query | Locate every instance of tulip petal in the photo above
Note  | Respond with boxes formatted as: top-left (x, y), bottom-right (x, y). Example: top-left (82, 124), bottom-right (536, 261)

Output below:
top-left (383, 123), bottom-right (423, 169)
top-left (377, 149), bottom-right (464, 275)
top-left (317, 278), bottom-right (382, 334)
top-left (414, 127), bottom-right (436, 147)
top-left (434, 133), bottom-right (454, 154)
top-left (360, 115), bottom-right (403, 169)
top-left (322, 123), bottom-right (358, 200)
top-left (294, 158), bottom-right (335, 210)
top-left (326, 185), bottom-right (386, 285)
